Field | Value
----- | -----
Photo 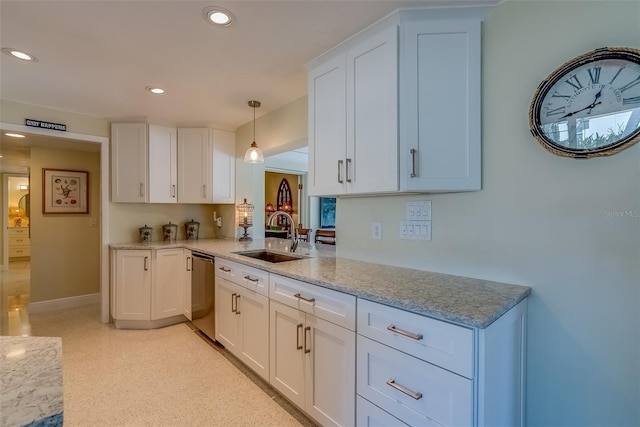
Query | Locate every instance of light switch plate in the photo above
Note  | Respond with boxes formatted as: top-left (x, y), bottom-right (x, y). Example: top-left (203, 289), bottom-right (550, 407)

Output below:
top-left (371, 222), bottom-right (382, 240)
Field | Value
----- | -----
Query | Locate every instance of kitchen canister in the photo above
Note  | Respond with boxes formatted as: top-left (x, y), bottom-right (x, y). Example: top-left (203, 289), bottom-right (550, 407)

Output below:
top-left (185, 219), bottom-right (200, 240)
top-left (162, 222), bottom-right (178, 242)
top-left (139, 224), bottom-right (153, 243)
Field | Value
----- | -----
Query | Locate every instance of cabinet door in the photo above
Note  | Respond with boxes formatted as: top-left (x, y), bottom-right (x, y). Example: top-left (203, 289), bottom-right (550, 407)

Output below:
top-left (308, 54), bottom-right (347, 196)
top-left (152, 248), bottom-right (185, 320)
top-left (215, 277), bottom-right (241, 355)
top-left (178, 128), bottom-right (211, 203)
top-left (238, 288), bottom-right (270, 381)
top-left (347, 25), bottom-right (398, 194)
top-left (400, 20), bottom-right (481, 192)
top-left (148, 124), bottom-right (177, 203)
top-left (114, 250), bottom-right (151, 320)
top-left (305, 314), bottom-right (356, 427)
top-left (111, 123), bottom-right (148, 203)
top-left (270, 300), bottom-right (306, 408)
top-left (211, 129), bottom-right (236, 204)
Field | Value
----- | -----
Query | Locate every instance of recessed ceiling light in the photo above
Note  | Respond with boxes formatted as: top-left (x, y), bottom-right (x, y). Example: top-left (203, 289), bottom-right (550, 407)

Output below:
top-left (4, 132), bottom-right (26, 138)
top-left (202, 6), bottom-right (235, 27)
top-left (145, 86), bottom-right (165, 94)
top-left (1, 47), bottom-right (38, 62)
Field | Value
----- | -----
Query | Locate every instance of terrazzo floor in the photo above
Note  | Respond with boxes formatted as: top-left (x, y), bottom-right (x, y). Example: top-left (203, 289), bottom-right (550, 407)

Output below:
top-left (1, 261), bottom-right (316, 426)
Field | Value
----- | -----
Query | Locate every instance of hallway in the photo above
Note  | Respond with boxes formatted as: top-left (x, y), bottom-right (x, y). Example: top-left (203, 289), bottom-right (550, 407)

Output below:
top-left (0, 260), bottom-right (31, 336)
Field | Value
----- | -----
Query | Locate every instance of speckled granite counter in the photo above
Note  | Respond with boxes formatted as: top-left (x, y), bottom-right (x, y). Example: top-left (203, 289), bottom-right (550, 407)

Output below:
top-left (111, 238), bottom-right (530, 328)
top-left (0, 336), bottom-right (63, 427)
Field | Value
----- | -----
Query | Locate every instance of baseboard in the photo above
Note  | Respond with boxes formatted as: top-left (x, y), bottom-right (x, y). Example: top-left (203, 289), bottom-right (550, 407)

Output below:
top-left (28, 293), bottom-right (101, 314)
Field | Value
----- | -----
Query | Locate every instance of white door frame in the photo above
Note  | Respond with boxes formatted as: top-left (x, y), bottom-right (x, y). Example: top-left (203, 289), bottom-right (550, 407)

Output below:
top-left (2, 173), bottom-right (29, 270)
top-left (0, 123), bottom-right (110, 323)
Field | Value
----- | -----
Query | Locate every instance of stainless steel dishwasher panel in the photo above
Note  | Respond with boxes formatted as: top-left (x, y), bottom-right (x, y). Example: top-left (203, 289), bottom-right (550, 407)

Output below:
top-left (191, 253), bottom-right (215, 341)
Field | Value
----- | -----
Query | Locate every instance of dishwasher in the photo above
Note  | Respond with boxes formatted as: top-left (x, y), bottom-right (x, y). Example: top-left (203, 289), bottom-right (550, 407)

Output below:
top-left (191, 252), bottom-right (216, 341)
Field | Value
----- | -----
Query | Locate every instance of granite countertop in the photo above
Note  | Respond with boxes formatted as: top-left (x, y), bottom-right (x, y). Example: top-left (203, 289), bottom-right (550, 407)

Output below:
top-left (0, 336), bottom-right (63, 427)
top-left (111, 238), bottom-right (531, 329)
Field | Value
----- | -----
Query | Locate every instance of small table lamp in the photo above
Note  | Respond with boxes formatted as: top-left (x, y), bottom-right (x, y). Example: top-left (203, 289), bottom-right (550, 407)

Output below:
top-left (237, 198), bottom-right (254, 241)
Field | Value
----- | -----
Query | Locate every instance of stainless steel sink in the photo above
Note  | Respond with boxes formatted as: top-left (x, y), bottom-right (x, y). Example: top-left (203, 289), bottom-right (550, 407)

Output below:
top-left (234, 250), bottom-right (308, 263)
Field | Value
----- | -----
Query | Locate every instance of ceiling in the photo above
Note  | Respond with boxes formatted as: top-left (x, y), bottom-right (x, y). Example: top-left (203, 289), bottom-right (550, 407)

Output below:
top-left (0, 0), bottom-right (499, 172)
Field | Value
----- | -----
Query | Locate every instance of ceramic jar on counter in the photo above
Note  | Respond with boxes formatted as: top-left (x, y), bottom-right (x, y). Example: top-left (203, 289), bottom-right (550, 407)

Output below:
top-left (139, 225), bottom-right (153, 243)
top-left (185, 219), bottom-right (200, 240)
top-left (162, 222), bottom-right (178, 242)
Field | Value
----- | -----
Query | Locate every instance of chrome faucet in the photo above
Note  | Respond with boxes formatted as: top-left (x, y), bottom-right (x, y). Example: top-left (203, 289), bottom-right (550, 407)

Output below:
top-left (267, 210), bottom-right (298, 252)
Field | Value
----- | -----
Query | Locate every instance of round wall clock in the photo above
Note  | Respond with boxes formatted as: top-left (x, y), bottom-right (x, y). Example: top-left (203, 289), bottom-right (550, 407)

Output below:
top-left (529, 47), bottom-right (640, 158)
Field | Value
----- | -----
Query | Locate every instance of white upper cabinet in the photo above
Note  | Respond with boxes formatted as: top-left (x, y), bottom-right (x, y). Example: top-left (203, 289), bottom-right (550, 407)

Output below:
top-left (211, 129), bottom-right (236, 204)
top-left (148, 124), bottom-right (178, 203)
top-left (178, 128), bottom-right (211, 203)
top-left (399, 19), bottom-right (481, 192)
top-left (308, 10), bottom-right (483, 196)
top-left (111, 123), bottom-right (148, 203)
top-left (112, 124), bottom-right (236, 204)
top-left (308, 26), bottom-right (397, 196)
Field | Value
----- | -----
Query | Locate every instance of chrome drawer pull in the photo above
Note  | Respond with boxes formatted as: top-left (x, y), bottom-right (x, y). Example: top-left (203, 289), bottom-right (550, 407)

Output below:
top-left (410, 148), bottom-right (418, 178)
top-left (304, 326), bottom-right (311, 354)
top-left (244, 275), bottom-right (259, 283)
top-left (338, 160), bottom-right (344, 183)
top-left (218, 266), bottom-right (231, 272)
top-left (386, 378), bottom-right (422, 400)
top-left (293, 293), bottom-right (316, 304)
top-left (387, 325), bottom-right (423, 341)
top-left (296, 323), bottom-right (303, 350)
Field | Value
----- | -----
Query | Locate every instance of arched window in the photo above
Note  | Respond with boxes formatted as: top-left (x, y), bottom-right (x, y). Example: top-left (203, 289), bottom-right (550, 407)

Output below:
top-left (276, 178), bottom-right (293, 227)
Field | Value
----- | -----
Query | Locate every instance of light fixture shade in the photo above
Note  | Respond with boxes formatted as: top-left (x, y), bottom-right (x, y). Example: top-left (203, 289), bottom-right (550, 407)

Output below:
top-left (265, 202), bottom-right (276, 213)
top-left (245, 100), bottom-right (264, 163)
top-left (244, 141), bottom-right (264, 163)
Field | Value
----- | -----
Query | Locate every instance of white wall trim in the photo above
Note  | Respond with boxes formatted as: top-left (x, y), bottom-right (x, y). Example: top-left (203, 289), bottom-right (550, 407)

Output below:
top-left (28, 293), bottom-right (100, 314)
top-left (0, 122), bottom-right (110, 324)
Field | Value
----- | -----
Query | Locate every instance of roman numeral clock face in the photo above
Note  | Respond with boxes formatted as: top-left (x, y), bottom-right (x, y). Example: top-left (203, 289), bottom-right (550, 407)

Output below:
top-left (529, 47), bottom-right (640, 158)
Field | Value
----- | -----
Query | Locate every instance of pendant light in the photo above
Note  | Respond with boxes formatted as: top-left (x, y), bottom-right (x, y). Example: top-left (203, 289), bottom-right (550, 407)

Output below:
top-left (244, 100), bottom-right (264, 163)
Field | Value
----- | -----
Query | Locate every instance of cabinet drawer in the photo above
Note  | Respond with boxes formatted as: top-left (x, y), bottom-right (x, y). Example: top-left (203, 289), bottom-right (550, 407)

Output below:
top-left (215, 258), bottom-right (269, 296)
top-left (356, 396), bottom-right (410, 427)
top-left (9, 236), bottom-right (30, 246)
top-left (9, 228), bottom-right (29, 237)
top-left (269, 273), bottom-right (356, 330)
top-left (357, 335), bottom-right (472, 427)
top-left (9, 246), bottom-right (30, 257)
top-left (357, 299), bottom-right (473, 378)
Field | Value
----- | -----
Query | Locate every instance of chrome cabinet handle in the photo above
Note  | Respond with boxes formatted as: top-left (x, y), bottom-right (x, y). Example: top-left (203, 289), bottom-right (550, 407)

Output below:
top-left (172, 184), bottom-right (176, 198)
top-left (304, 326), bottom-right (311, 354)
top-left (296, 323), bottom-right (303, 350)
top-left (387, 325), bottom-right (423, 341)
top-left (244, 275), bottom-right (259, 283)
top-left (346, 158), bottom-right (352, 183)
top-left (410, 148), bottom-right (417, 178)
top-left (386, 378), bottom-right (422, 400)
top-left (231, 293), bottom-right (237, 313)
top-left (144, 256), bottom-right (149, 271)
top-left (337, 160), bottom-right (344, 183)
top-left (293, 293), bottom-right (316, 304)
top-left (186, 256), bottom-right (192, 271)
top-left (218, 266), bottom-right (231, 272)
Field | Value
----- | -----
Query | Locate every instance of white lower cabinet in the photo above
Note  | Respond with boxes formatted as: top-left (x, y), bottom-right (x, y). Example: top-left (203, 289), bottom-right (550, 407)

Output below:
top-left (215, 259), bottom-right (270, 381)
top-left (111, 248), bottom-right (191, 327)
top-left (269, 273), bottom-right (356, 427)
top-left (356, 395), bottom-right (409, 427)
top-left (356, 298), bottom-right (528, 427)
top-left (357, 335), bottom-right (472, 426)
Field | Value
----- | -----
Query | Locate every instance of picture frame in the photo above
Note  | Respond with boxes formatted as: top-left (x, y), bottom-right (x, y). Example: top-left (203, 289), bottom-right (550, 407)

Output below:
top-left (42, 168), bottom-right (89, 214)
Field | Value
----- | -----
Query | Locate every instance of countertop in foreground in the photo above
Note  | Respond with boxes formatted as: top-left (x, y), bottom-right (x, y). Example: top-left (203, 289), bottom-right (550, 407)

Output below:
top-left (111, 238), bottom-right (531, 329)
top-left (0, 336), bottom-right (63, 427)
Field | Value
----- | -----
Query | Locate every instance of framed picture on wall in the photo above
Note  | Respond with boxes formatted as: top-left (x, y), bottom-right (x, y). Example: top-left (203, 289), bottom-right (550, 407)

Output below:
top-left (320, 197), bottom-right (336, 229)
top-left (42, 168), bottom-right (89, 214)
